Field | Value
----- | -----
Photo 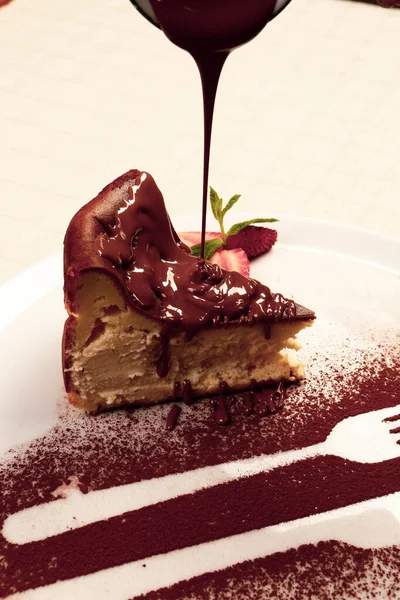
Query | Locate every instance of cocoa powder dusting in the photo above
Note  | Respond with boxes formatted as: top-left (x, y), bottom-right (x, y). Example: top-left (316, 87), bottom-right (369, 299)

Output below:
top-left (0, 326), bottom-right (399, 597)
top-left (135, 541), bottom-right (400, 600)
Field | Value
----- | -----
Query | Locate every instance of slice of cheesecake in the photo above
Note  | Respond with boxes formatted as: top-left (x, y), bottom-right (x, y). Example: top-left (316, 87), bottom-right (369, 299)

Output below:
top-left (63, 170), bottom-right (314, 413)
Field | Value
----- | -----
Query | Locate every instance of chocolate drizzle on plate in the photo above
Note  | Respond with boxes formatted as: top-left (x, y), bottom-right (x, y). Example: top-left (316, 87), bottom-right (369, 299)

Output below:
top-left (172, 381), bottom-right (181, 400)
top-left (182, 380), bottom-right (193, 405)
top-left (256, 387), bottom-right (278, 416)
top-left (210, 396), bottom-right (231, 426)
top-left (205, 381), bottom-right (286, 428)
top-left (166, 380), bottom-right (287, 433)
top-left (274, 381), bottom-right (286, 409)
top-left (246, 381), bottom-right (286, 418)
top-left (166, 405), bottom-right (181, 431)
top-left (243, 392), bottom-right (254, 415)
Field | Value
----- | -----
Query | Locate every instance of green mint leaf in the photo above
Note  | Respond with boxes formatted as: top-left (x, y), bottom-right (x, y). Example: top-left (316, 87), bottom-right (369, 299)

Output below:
top-left (191, 238), bottom-right (223, 260)
top-left (227, 218), bottom-right (278, 237)
top-left (204, 238), bottom-right (223, 260)
top-left (221, 194), bottom-right (241, 218)
top-left (210, 187), bottom-right (223, 221)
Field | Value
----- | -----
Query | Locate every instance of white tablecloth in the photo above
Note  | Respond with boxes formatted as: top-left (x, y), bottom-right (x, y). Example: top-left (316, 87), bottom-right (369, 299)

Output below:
top-left (0, 0), bottom-right (399, 285)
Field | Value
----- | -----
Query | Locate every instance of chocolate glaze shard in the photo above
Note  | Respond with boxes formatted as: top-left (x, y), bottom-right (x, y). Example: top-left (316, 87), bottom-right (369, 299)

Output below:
top-left (64, 170), bottom-right (314, 332)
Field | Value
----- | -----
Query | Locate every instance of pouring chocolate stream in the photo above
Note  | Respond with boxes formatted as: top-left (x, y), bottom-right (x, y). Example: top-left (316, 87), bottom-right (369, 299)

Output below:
top-left (145, 0), bottom-right (283, 259)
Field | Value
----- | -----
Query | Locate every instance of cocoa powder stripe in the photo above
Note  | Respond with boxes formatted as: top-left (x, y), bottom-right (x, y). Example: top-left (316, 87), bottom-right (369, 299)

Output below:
top-left (2, 455), bottom-right (400, 596)
top-left (1, 349), bottom-right (399, 597)
top-left (134, 541), bottom-right (400, 600)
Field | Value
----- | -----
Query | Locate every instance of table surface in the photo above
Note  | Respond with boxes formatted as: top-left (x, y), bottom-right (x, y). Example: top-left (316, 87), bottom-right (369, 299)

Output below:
top-left (0, 0), bottom-right (399, 286)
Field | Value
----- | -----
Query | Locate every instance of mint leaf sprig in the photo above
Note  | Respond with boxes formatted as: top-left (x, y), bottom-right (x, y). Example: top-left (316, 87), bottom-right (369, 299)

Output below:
top-left (191, 237), bottom-right (223, 260)
top-left (191, 187), bottom-right (278, 260)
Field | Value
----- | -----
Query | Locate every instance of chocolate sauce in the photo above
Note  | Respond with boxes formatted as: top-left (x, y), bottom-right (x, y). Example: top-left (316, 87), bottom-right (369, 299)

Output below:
top-left (182, 380), bottom-right (192, 405)
top-left (147, 0), bottom-right (278, 259)
top-left (243, 392), bottom-right (254, 415)
top-left (274, 381), bottom-right (286, 409)
top-left (166, 405), bottom-right (181, 431)
top-left (156, 326), bottom-right (169, 377)
top-left (256, 388), bottom-right (274, 416)
top-left (219, 381), bottom-right (229, 393)
top-left (255, 383), bottom-right (286, 416)
top-left (97, 171), bottom-right (302, 333)
top-left (264, 322), bottom-right (272, 340)
top-left (172, 381), bottom-right (181, 400)
top-left (210, 396), bottom-right (231, 426)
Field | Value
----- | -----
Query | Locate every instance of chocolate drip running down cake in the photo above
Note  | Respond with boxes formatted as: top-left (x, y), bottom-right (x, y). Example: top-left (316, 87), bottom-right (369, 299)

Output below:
top-left (63, 170), bottom-right (315, 412)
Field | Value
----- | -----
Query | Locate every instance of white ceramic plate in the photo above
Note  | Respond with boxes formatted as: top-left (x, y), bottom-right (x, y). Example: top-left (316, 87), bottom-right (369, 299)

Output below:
top-left (0, 215), bottom-right (399, 599)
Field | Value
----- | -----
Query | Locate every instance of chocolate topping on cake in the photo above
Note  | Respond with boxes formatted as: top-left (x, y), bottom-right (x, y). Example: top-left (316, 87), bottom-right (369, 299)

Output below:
top-left (64, 170), bottom-right (314, 333)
